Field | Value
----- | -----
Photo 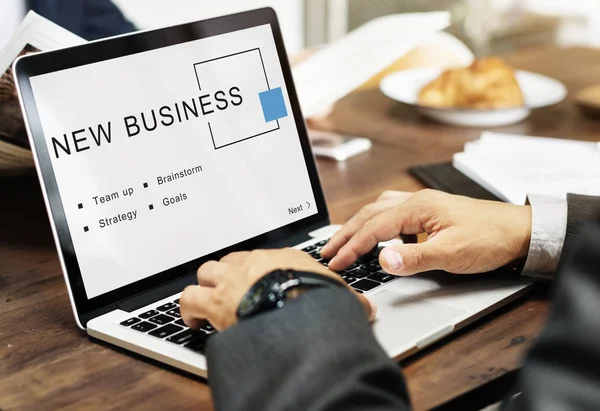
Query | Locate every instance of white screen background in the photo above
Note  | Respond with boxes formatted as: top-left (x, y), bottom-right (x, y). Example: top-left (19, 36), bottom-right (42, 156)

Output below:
top-left (30, 25), bottom-right (317, 298)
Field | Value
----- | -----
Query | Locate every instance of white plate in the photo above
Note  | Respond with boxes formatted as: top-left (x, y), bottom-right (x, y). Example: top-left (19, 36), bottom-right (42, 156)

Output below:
top-left (380, 68), bottom-right (567, 127)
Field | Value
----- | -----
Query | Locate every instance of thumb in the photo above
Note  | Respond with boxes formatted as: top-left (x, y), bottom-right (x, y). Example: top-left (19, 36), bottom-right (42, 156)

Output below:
top-left (354, 291), bottom-right (378, 322)
top-left (379, 242), bottom-right (444, 276)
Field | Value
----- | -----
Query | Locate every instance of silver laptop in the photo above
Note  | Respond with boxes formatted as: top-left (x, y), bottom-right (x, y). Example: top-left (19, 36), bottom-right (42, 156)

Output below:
top-left (14, 8), bottom-right (532, 378)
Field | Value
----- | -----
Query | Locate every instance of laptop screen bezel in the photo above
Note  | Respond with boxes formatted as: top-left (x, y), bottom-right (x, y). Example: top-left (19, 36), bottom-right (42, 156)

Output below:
top-left (14, 7), bottom-right (329, 324)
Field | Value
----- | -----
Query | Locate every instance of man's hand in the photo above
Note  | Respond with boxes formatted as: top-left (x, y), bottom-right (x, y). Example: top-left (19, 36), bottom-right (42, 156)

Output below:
top-left (180, 248), bottom-right (375, 331)
top-left (321, 189), bottom-right (532, 276)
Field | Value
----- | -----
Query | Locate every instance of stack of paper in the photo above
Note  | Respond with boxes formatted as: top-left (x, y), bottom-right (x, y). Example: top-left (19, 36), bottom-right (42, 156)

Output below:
top-left (453, 132), bottom-right (600, 204)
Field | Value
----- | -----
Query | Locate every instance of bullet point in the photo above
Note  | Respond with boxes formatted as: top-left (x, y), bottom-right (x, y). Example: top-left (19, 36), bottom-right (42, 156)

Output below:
top-left (84, 226), bottom-right (89, 232)
top-left (78, 203), bottom-right (83, 209)
top-left (143, 182), bottom-right (148, 188)
top-left (149, 204), bottom-right (154, 210)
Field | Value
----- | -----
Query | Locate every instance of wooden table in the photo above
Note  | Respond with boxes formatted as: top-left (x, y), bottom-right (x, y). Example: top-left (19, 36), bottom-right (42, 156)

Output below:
top-left (2, 47), bottom-right (600, 411)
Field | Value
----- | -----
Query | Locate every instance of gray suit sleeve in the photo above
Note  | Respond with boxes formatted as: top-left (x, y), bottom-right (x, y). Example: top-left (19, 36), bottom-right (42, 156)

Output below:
top-left (206, 287), bottom-right (410, 411)
top-left (565, 194), bottom-right (600, 237)
top-left (559, 194), bottom-right (600, 272)
top-left (504, 216), bottom-right (600, 410)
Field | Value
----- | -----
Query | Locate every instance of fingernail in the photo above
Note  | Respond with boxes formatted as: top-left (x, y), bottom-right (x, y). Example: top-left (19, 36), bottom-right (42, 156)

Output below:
top-left (328, 256), bottom-right (338, 267)
top-left (368, 298), bottom-right (378, 321)
top-left (384, 248), bottom-right (403, 271)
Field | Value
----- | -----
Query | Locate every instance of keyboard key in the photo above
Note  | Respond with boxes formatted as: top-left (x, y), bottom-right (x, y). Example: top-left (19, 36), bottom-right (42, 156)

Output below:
top-left (156, 302), bottom-right (177, 312)
top-left (167, 328), bottom-right (206, 345)
top-left (175, 319), bottom-right (187, 327)
top-left (131, 321), bottom-right (158, 332)
top-left (368, 272), bottom-right (395, 283)
top-left (345, 263), bottom-right (361, 271)
top-left (315, 239), bottom-right (328, 247)
top-left (148, 314), bottom-right (174, 325)
top-left (185, 332), bottom-right (214, 353)
top-left (365, 259), bottom-right (382, 269)
top-left (174, 299), bottom-right (180, 304)
top-left (166, 307), bottom-right (181, 318)
top-left (309, 251), bottom-right (321, 259)
top-left (346, 269), bottom-right (369, 278)
top-left (351, 279), bottom-right (380, 292)
top-left (149, 324), bottom-right (183, 339)
top-left (357, 254), bottom-right (377, 264)
top-left (120, 317), bottom-right (141, 327)
top-left (199, 320), bottom-right (215, 332)
top-left (366, 265), bottom-right (382, 273)
top-left (302, 245), bottom-right (317, 253)
top-left (341, 275), bottom-right (356, 285)
top-left (139, 309), bottom-right (159, 319)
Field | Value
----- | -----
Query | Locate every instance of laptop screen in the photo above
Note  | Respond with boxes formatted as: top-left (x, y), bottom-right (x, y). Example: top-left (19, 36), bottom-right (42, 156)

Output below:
top-left (27, 23), bottom-right (319, 299)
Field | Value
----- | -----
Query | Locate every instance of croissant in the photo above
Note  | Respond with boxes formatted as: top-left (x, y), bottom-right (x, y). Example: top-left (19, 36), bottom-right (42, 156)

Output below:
top-left (418, 57), bottom-right (524, 109)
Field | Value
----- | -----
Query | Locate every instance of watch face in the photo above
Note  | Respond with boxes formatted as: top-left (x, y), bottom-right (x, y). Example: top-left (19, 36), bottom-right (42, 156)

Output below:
top-left (237, 270), bottom-right (298, 318)
top-left (238, 278), bottom-right (269, 317)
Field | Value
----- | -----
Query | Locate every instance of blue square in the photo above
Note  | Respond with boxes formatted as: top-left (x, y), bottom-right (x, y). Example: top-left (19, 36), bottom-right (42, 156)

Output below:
top-left (259, 87), bottom-right (288, 122)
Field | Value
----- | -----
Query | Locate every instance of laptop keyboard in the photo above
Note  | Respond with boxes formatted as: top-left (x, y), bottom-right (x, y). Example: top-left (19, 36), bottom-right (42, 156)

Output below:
top-left (119, 238), bottom-right (391, 351)
top-left (304, 239), bottom-right (391, 294)
top-left (120, 298), bottom-right (216, 353)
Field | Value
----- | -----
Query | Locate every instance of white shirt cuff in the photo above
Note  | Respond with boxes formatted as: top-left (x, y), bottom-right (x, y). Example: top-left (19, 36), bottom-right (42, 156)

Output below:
top-left (522, 194), bottom-right (567, 279)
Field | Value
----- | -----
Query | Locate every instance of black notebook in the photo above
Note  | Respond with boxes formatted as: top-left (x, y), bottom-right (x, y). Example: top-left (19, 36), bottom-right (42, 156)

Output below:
top-left (408, 162), bottom-right (502, 202)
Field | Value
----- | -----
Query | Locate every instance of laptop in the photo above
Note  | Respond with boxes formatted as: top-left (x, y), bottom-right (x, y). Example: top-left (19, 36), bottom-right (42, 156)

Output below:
top-left (14, 8), bottom-right (532, 378)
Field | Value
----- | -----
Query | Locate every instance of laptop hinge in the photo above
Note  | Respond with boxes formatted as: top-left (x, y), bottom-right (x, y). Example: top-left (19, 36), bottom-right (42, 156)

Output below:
top-left (117, 273), bottom-right (197, 313)
top-left (263, 220), bottom-right (328, 249)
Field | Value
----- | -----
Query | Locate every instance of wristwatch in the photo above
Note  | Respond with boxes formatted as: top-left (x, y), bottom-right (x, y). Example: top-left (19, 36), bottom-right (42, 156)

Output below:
top-left (237, 269), bottom-right (344, 320)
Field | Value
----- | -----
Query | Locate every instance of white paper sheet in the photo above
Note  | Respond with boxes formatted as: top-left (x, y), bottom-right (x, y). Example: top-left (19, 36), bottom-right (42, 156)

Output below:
top-left (453, 132), bottom-right (600, 204)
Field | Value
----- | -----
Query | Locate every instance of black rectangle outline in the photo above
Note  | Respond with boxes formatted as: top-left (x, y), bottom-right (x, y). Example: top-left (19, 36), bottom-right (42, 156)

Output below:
top-left (193, 47), bottom-right (281, 149)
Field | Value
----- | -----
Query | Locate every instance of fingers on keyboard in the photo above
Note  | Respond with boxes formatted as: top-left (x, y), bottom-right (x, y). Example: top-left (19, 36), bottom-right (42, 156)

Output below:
top-left (121, 298), bottom-right (216, 355)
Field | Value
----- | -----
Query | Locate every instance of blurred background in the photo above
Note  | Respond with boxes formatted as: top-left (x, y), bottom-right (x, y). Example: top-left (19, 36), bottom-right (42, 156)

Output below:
top-left (112, 0), bottom-right (600, 56)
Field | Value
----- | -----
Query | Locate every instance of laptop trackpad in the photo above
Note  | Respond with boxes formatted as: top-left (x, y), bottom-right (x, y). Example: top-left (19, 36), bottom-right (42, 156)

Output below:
top-left (370, 290), bottom-right (466, 356)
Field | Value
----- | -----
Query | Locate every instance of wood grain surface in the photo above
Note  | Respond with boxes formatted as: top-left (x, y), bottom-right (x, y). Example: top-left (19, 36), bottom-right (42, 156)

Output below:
top-left (2, 47), bottom-right (600, 410)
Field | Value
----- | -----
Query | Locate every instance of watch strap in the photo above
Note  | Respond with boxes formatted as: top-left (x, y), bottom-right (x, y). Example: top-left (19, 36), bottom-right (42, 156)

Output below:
top-left (292, 271), bottom-right (345, 289)
top-left (237, 269), bottom-right (344, 320)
